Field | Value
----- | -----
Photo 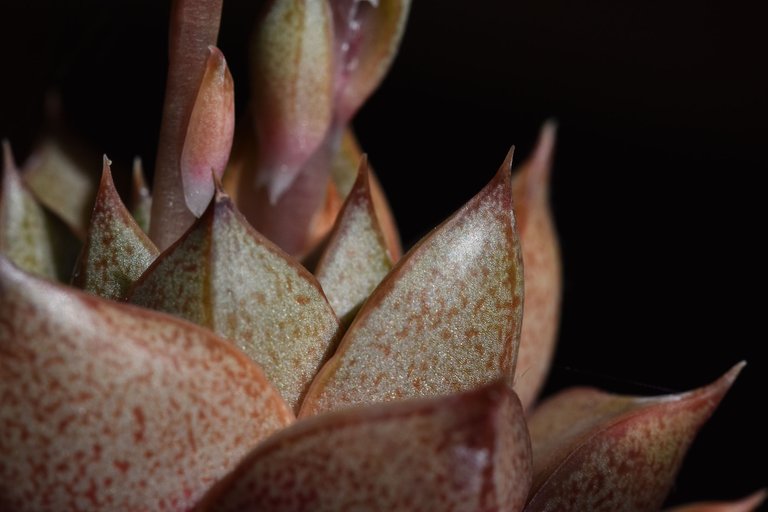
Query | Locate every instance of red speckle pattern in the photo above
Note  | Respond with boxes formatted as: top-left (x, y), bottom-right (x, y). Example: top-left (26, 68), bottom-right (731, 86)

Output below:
top-left (525, 365), bottom-right (742, 512)
top-left (197, 383), bottom-right (531, 512)
top-left (301, 153), bottom-right (524, 417)
top-left (0, 258), bottom-right (293, 511)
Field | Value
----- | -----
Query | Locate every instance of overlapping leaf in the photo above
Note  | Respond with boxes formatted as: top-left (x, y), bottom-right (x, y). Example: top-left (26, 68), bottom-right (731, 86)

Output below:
top-left (301, 151), bottom-right (524, 416)
top-left (0, 258), bottom-right (293, 512)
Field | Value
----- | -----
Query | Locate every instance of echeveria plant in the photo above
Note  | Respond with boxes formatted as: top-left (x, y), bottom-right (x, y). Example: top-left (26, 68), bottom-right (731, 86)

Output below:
top-left (0, 0), bottom-right (763, 511)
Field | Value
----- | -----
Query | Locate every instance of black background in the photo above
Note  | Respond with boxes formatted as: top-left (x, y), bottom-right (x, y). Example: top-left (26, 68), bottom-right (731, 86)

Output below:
top-left (1, 0), bottom-right (766, 507)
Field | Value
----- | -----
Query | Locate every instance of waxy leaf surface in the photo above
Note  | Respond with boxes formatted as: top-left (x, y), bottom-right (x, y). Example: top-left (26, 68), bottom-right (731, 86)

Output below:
top-left (0, 143), bottom-right (79, 281)
top-left (22, 137), bottom-right (97, 238)
top-left (130, 189), bottom-right (340, 412)
top-left (330, 127), bottom-right (401, 260)
top-left (250, 0), bottom-right (334, 203)
top-left (0, 258), bottom-right (293, 512)
top-left (196, 382), bottom-right (532, 512)
top-left (510, 121), bottom-right (561, 411)
top-left (525, 364), bottom-right (744, 512)
top-left (330, 0), bottom-right (411, 123)
top-left (180, 46), bottom-right (235, 217)
top-left (664, 491), bottom-right (767, 512)
top-left (315, 158), bottom-right (393, 325)
top-left (150, 0), bottom-right (224, 250)
top-left (301, 152), bottom-right (524, 416)
top-left (72, 158), bottom-right (159, 300)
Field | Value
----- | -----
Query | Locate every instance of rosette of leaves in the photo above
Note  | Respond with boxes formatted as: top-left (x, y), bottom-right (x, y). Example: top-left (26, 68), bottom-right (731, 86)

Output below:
top-left (0, 0), bottom-right (763, 511)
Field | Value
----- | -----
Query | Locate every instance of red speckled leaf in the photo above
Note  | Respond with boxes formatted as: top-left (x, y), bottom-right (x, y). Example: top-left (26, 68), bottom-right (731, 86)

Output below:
top-left (195, 382), bottom-right (532, 512)
top-left (150, 0), bottom-right (224, 250)
top-left (131, 156), bottom-right (152, 233)
top-left (180, 46), bottom-right (235, 217)
top-left (314, 157), bottom-right (393, 325)
top-left (330, 127), bottom-right (402, 260)
top-left (72, 157), bottom-right (159, 300)
top-left (129, 187), bottom-right (340, 412)
top-left (525, 364), bottom-right (745, 512)
top-left (664, 490), bottom-right (767, 512)
top-left (510, 121), bottom-right (562, 411)
top-left (0, 257), bottom-right (293, 512)
top-left (300, 151), bottom-right (523, 416)
top-left (0, 141), bottom-right (79, 281)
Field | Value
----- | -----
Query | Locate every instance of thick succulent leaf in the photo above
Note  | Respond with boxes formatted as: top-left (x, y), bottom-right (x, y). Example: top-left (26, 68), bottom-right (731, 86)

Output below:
top-left (314, 157), bottom-right (393, 325)
top-left (0, 257), bottom-right (293, 512)
top-left (195, 382), bottom-right (532, 512)
top-left (330, 0), bottom-right (411, 123)
top-left (330, 127), bottom-right (402, 260)
top-left (510, 121), bottom-right (562, 411)
top-left (0, 142), bottom-right (79, 281)
top-left (525, 364), bottom-right (744, 512)
top-left (131, 156), bottom-right (152, 233)
top-left (129, 187), bottom-right (340, 412)
top-left (180, 46), bottom-right (235, 217)
top-left (250, 0), bottom-right (334, 204)
top-left (664, 491), bottom-right (767, 512)
top-left (22, 137), bottom-right (97, 239)
top-left (300, 151), bottom-right (524, 416)
top-left (150, 0), bottom-right (224, 250)
top-left (72, 157), bottom-right (159, 300)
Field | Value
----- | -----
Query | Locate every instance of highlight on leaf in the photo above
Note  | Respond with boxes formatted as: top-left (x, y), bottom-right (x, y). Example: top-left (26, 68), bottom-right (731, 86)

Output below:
top-left (300, 150), bottom-right (524, 417)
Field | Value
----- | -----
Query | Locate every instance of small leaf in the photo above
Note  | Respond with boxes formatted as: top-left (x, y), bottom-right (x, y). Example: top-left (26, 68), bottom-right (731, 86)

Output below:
top-left (180, 46), bottom-right (235, 217)
top-left (72, 156), bottom-right (159, 300)
top-left (22, 137), bottom-right (98, 239)
top-left (0, 141), bottom-right (79, 281)
top-left (0, 257), bottom-right (293, 512)
top-left (330, 127), bottom-right (402, 260)
top-left (330, 0), bottom-right (412, 123)
top-left (525, 364), bottom-right (745, 512)
top-left (510, 120), bottom-right (562, 411)
top-left (150, 0), bottom-right (224, 250)
top-left (129, 187), bottom-right (341, 412)
top-left (300, 150), bottom-right (524, 416)
top-left (315, 156), bottom-right (393, 326)
top-left (195, 382), bottom-right (532, 512)
top-left (250, 0), bottom-right (335, 203)
top-left (131, 156), bottom-right (152, 233)
top-left (664, 490), bottom-right (767, 512)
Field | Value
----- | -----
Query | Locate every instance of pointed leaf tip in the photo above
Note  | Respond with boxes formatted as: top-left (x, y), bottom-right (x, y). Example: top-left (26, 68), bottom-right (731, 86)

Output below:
top-left (526, 365), bottom-right (744, 512)
top-left (315, 155), bottom-right (393, 325)
top-left (181, 45), bottom-right (235, 218)
top-left (301, 154), bottom-right (523, 416)
top-left (73, 159), bottom-right (159, 300)
top-left (664, 490), bottom-right (768, 512)
top-left (130, 194), bottom-right (340, 412)
top-left (2, 139), bottom-right (16, 172)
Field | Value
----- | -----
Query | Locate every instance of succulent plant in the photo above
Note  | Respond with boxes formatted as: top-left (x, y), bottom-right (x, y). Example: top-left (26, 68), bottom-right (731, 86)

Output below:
top-left (0, 0), bottom-right (763, 511)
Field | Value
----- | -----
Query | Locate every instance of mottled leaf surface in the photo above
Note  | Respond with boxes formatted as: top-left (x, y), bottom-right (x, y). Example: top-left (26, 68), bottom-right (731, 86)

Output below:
top-left (130, 189), bottom-right (340, 412)
top-left (315, 158), bottom-right (393, 325)
top-left (525, 364), bottom-right (744, 512)
top-left (0, 143), bottom-right (79, 281)
top-left (0, 258), bottom-right (293, 512)
top-left (510, 121), bottom-right (562, 411)
top-left (300, 152), bottom-right (523, 416)
top-left (196, 383), bottom-right (531, 512)
top-left (72, 158), bottom-right (159, 300)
